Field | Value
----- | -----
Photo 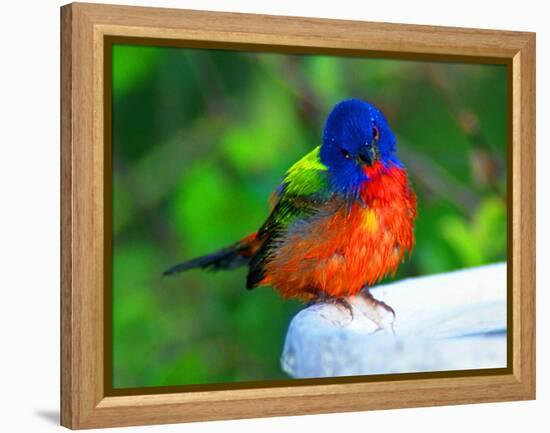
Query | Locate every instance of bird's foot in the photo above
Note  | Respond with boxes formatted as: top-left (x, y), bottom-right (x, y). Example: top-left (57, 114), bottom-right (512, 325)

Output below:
top-left (331, 297), bottom-right (354, 320)
top-left (355, 289), bottom-right (396, 335)
top-left (309, 294), bottom-right (354, 327)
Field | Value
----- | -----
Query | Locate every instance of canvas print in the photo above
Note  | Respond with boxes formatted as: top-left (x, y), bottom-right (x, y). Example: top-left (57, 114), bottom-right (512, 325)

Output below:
top-left (111, 44), bottom-right (507, 390)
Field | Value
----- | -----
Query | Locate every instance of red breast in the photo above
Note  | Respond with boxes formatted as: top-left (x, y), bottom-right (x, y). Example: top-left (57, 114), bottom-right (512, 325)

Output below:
top-left (260, 162), bottom-right (416, 300)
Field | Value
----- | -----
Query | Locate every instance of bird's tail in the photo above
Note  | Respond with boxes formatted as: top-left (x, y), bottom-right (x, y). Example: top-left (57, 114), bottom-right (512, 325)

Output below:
top-left (162, 232), bottom-right (260, 276)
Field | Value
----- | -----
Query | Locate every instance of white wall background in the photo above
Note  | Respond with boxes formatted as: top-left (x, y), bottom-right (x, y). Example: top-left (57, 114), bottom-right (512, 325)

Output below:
top-left (0, 0), bottom-right (546, 431)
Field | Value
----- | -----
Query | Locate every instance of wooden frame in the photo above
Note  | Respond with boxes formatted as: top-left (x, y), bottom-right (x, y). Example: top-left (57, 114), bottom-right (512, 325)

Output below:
top-left (60, 2), bottom-right (536, 429)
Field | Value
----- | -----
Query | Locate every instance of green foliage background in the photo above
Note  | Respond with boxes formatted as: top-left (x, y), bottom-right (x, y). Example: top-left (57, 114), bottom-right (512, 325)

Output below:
top-left (111, 44), bottom-right (507, 389)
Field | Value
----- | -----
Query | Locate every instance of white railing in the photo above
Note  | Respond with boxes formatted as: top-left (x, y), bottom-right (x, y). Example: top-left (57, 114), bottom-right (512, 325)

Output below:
top-left (281, 262), bottom-right (507, 378)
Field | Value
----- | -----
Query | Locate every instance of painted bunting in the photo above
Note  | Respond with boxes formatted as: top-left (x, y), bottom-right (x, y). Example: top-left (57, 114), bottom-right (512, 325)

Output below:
top-left (164, 99), bottom-right (416, 314)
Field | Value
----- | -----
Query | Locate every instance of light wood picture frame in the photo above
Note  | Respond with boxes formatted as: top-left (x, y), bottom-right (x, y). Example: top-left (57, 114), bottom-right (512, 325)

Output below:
top-left (60, 2), bottom-right (535, 429)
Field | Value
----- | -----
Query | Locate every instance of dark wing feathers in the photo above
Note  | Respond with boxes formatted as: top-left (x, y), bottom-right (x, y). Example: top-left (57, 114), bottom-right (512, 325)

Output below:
top-left (246, 196), bottom-right (318, 289)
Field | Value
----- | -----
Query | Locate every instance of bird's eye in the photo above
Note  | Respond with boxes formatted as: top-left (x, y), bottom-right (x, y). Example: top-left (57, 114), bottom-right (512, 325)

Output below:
top-left (340, 148), bottom-right (351, 159)
top-left (372, 125), bottom-right (380, 142)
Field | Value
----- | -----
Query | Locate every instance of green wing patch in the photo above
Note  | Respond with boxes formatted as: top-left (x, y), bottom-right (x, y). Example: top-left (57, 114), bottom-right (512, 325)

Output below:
top-left (283, 146), bottom-right (328, 196)
top-left (246, 146), bottom-right (330, 289)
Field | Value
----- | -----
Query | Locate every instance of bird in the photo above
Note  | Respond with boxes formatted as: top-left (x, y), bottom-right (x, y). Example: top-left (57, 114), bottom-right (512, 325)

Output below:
top-left (164, 98), bottom-right (416, 316)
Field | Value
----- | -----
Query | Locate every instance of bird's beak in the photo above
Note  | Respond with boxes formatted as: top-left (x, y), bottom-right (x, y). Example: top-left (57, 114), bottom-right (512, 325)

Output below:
top-left (358, 144), bottom-right (378, 166)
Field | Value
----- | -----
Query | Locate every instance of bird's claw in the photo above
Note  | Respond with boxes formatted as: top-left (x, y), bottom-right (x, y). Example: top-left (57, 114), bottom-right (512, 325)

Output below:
top-left (332, 297), bottom-right (354, 320)
top-left (311, 294), bottom-right (354, 327)
top-left (356, 289), bottom-right (396, 335)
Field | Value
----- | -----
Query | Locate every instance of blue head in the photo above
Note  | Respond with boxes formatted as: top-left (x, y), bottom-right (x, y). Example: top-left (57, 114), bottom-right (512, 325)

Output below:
top-left (320, 98), bottom-right (401, 195)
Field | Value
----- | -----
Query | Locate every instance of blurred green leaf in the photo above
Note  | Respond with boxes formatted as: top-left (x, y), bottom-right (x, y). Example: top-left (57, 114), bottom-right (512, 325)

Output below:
top-left (440, 196), bottom-right (506, 267)
top-left (113, 45), bottom-right (160, 96)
